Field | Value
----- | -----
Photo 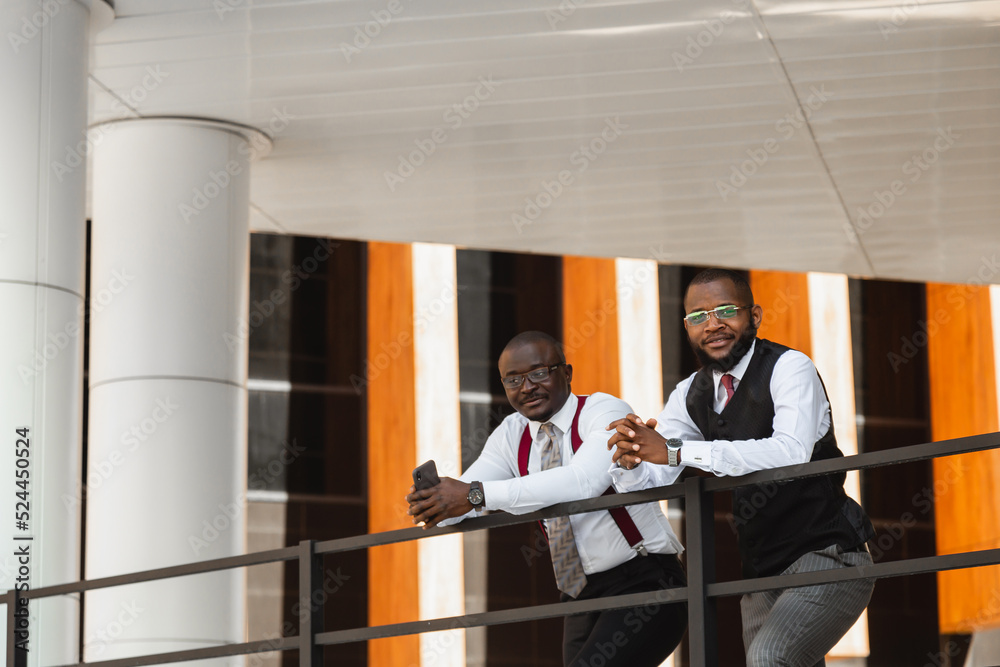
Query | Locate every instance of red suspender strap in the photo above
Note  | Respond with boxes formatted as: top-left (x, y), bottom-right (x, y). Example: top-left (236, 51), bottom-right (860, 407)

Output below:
top-left (569, 395), bottom-right (587, 452)
top-left (605, 493), bottom-right (643, 547)
top-left (517, 418), bottom-right (544, 538)
top-left (517, 423), bottom-right (532, 477)
top-left (516, 395), bottom-right (644, 548)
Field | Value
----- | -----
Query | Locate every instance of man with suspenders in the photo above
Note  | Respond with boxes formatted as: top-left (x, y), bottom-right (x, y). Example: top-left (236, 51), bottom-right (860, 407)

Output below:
top-left (406, 331), bottom-right (687, 666)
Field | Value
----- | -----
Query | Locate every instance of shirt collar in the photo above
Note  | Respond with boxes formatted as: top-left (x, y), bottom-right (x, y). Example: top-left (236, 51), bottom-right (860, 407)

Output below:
top-left (713, 338), bottom-right (756, 389)
top-left (527, 393), bottom-right (578, 439)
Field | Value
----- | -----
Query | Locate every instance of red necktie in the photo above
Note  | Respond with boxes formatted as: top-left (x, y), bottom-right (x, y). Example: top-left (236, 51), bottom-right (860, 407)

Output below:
top-left (721, 374), bottom-right (735, 407)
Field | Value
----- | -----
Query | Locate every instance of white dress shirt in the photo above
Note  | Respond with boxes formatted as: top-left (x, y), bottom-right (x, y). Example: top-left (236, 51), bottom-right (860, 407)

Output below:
top-left (611, 339), bottom-right (831, 491)
top-left (445, 392), bottom-right (682, 575)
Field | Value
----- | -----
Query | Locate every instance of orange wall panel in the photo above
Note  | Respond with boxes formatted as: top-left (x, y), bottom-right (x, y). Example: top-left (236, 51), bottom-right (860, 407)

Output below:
top-left (927, 283), bottom-right (1000, 633)
top-left (366, 242), bottom-right (420, 664)
top-left (563, 256), bottom-right (620, 397)
top-left (750, 270), bottom-right (812, 355)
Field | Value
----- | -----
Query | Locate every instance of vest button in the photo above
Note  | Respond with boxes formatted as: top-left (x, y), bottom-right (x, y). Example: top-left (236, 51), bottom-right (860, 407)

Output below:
top-left (717, 418), bottom-right (725, 426)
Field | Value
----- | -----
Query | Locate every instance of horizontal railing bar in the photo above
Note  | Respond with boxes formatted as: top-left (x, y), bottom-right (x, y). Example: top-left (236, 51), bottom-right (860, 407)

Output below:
top-left (702, 432), bottom-right (1000, 493)
top-left (316, 432), bottom-right (999, 556)
top-left (316, 586), bottom-right (688, 645)
top-left (314, 546), bottom-right (1000, 646)
top-left (315, 484), bottom-right (686, 555)
top-left (708, 547), bottom-right (1000, 598)
top-left (52, 637), bottom-right (299, 667)
top-left (11, 432), bottom-right (998, 609)
top-left (20, 546), bottom-right (300, 600)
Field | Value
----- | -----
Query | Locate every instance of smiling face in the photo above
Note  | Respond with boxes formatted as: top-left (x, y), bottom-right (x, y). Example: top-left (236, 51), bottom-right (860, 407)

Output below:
top-left (498, 339), bottom-right (572, 423)
top-left (683, 278), bottom-right (762, 372)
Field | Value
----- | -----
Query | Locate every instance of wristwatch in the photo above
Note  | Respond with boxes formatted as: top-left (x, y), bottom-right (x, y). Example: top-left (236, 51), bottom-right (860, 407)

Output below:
top-left (468, 481), bottom-right (485, 511)
top-left (665, 438), bottom-right (683, 467)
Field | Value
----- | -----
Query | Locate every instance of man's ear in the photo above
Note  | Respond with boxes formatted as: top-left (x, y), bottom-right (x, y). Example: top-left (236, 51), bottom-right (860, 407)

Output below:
top-left (564, 364), bottom-right (573, 384)
top-left (751, 304), bottom-right (763, 329)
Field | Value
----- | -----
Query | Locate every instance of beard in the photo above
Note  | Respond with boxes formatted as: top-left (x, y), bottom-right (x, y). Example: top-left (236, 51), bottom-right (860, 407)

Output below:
top-left (690, 324), bottom-right (758, 373)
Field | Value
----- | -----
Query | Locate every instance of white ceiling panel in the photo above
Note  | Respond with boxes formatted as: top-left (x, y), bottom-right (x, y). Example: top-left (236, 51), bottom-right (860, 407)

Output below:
top-left (86, 0), bottom-right (1000, 284)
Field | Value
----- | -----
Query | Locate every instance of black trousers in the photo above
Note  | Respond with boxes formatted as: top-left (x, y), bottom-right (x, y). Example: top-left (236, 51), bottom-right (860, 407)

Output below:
top-left (561, 552), bottom-right (688, 667)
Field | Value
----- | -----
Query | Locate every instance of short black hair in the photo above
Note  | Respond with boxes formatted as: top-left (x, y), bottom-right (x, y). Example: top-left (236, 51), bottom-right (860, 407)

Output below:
top-left (687, 268), bottom-right (755, 306)
top-left (503, 331), bottom-right (565, 363)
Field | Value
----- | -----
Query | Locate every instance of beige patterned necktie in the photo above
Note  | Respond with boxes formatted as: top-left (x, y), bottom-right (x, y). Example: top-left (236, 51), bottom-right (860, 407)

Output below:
top-left (538, 422), bottom-right (587, 597)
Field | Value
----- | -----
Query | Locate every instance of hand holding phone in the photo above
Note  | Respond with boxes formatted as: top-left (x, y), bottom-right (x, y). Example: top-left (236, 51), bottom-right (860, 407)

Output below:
top-left (412, 460), bottom-right (441, 491)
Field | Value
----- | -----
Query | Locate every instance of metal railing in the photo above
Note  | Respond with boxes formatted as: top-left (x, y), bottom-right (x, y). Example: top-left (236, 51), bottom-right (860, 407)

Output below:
top-left (6, 431), bottom-right (1000, 667)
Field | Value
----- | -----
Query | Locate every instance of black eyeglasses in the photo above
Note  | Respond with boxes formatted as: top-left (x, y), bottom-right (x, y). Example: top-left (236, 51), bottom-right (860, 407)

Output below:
top-left (684, 305), bottom-right (747, 326)
top-left (501, 363), bottom-right (565, 389)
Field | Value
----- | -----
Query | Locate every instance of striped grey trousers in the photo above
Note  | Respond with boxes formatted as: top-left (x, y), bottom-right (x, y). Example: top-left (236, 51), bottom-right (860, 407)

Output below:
top-left (741, 544), bottom-right (875, 667)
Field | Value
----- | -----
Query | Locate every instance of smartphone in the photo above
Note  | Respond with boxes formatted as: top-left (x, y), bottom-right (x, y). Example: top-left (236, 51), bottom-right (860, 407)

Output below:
top-left (412, 460), bottom-right (441, 491)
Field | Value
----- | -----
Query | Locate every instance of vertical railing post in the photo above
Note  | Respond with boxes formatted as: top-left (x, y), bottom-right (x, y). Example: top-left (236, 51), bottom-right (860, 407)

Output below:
top-left (4, 590), bottom-right (26, 667)
top-left (298, 540), bottom-right (323, 667)
top-left (685, 476), bottom-right (718, 667)
top-left (4, 591), bottom-right (13, 667)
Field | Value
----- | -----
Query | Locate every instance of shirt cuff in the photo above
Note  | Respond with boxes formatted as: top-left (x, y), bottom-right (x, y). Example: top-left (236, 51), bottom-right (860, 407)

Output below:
top-left (437, 513), bottom-right (471, 527)
top-left (608, 462), bottom-right (651, 492)
top-left (481, 479), bottom-right (509, 512)
top-left (680, 441), bottom-right (713, 472)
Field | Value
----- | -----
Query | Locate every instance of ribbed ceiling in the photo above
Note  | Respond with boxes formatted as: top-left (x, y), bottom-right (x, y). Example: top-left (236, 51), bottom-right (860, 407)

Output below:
top-left (89, 0), bottom-right (1000, 284)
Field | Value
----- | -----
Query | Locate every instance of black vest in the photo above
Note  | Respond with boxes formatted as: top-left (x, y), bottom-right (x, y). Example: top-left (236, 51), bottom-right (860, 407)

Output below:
top-left (685, 338), bottom-right (874, 578)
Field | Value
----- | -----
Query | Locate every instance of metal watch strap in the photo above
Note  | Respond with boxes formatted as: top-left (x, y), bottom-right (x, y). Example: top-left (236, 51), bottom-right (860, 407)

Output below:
top-left (666, 438), bottom-right (682, 467)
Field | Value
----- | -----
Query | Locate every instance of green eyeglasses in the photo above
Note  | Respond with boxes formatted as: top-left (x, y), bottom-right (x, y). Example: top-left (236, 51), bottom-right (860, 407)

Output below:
top-left (684, 305), bottom-right (746, 326)
top-left (501, 363), bottom-right (565, 389)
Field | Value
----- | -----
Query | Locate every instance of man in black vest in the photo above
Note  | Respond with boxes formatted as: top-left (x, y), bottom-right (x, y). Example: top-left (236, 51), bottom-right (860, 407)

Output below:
top-left (607, 268), bottom-right (875, 667)
top-left (406, 331), bottom-right (687, 667)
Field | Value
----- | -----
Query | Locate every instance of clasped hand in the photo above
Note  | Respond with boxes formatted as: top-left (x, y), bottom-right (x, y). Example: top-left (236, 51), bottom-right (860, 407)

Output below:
top-left (405, 477), bottom-right (472, 529)
top-left (606, 413), bottom-right (669, 468)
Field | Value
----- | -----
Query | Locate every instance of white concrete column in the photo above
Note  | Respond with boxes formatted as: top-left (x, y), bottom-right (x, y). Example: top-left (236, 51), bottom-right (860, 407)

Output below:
top-left (86, 118), bottom-right (269, 661)
top-left (0, 1), bottom-right (110, 664)
top-left (615, 258), bottom-right (663, 420)
top-left (807, 272), bottom-right (870, 660)
top-left (412, 243), bottom-right (465, 666)
top-left (614, 258), bottom-right (675, 667)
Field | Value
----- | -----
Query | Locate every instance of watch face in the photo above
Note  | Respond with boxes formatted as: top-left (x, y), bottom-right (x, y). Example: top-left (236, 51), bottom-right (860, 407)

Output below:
top-left (469, 489), bottom-right (484, 506)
